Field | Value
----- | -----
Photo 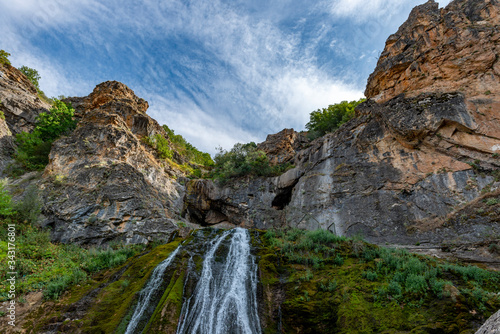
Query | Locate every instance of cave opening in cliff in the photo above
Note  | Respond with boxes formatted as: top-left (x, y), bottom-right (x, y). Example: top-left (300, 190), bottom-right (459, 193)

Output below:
top-left (272, 185), bottom-right (294, 210)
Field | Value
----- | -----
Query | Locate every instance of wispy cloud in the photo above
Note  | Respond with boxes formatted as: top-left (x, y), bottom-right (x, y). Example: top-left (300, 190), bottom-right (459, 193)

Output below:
top-left (0, 0), bottom-right (432, 154)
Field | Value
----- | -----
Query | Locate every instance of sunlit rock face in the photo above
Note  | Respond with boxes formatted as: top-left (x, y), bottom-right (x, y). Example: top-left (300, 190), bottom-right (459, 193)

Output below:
top-left (43, 81), bottom-right (189, 246)
top-left (0, 62), bottom-right (51, 135)
top-left (186, 0), bottom-right (500, 256)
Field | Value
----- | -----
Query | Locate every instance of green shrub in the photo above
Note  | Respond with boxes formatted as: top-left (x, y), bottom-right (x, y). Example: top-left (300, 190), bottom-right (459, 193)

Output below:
top-left (0, 180), bottom-right (14, 217)
top-left (14, 184), bottom-right (42, 224)
top-left (18, 66), bottom-right (41, 90)
top-left (387, 280), bottom-right (403, 299)
top-left (143, 134), bottom-right (173, 159)
top-left (306, 98), bottom-right (365, 140)
top-left (486, 198), bottom-right (499, 206)
top-left (14, 100), bottom-right (77, 171)
top-left (0, 50), bottom-right (10, 65)
top-left (44, 268), bottom-right (88, 300)
top-left (405, 274), bottom-right (427, 296)
top-left (162, 125), bottom-right (213, 167)
top-left (363, 270), bottom-right (378, 281)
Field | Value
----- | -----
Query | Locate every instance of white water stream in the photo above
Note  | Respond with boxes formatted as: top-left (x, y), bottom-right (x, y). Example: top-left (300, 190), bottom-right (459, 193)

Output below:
top-left (176, 228), bottom-right (262, 334)
top-left (125, 245), bottom-right (181, 334)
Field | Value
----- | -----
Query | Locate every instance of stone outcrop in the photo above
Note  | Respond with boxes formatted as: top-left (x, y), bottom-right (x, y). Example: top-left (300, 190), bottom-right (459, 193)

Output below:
top-left (256, 128), bottom-right (308, 165)
top-left (0, 63), bottom-right (50, 134)
top-left (475, 309), bottom-right (500, 334)
top-left (185, 0), bottom-right (500, 257)
top-left (41, 81), bottom-right (189, 245)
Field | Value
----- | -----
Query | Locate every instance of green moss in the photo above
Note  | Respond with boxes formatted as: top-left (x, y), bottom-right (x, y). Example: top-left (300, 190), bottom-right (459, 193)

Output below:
top-left (259, 228), bottom-right (500, 333)
top-left (144, 269), bottom-right (186, 333)
top-left (64, 241), bottom-right (179, 333)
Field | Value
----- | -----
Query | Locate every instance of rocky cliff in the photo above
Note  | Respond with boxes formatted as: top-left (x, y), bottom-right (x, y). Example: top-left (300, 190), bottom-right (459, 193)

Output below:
top-left (185, 0), bottom-right (500, 263)
top-left (0, 0), bottom-right (498, 257)
top-left (39, 81), bottom-right (192, 245)
top-left (0, 63), bottom-right (51, 173)
top-left (0, 63), bottom-right (50, 135)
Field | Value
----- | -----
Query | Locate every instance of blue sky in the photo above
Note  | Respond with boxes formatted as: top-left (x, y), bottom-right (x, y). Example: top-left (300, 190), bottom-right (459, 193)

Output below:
top-left (0, 0), bottom-right (451, 155)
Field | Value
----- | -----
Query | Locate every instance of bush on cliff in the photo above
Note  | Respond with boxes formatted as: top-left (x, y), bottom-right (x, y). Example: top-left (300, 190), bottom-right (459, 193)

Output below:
top-left (18, 66), bottom-right (41, 91)
top-left (210, 142), bottom-right (293, 184)
top-left (306, 98), bottom-right (365, 140)
top-left (162, 125), bottom-right (214, 167)
top-left (14, 100), bottom-right (77, 171)
top-left (143, 133), bottom-right (173, 159)
top-left (0, 50), bottom-right (11, 65)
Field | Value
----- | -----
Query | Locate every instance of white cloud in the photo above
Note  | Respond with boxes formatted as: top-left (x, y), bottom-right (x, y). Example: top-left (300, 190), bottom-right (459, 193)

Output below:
top-left (0, 0), bottom-right (369, 154)
top-left (329, 0), bottom-right (422, 21)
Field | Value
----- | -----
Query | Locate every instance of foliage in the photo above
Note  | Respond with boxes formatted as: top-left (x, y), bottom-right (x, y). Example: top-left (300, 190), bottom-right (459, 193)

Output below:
top-left (306, 98), bottom-right (365, 140)
top-left (14, 100), bottom-right (77, 171)
top-left (0, 185), bottom-right (144, 301)
top-left (162, 125), bottom-right (213, 167)
top-left (0, 180), bottom-right (14, 217)
top-left (210, 142), bottom-right (293, 184)
top-left (0, 50), bottom-right (11, 65)
top-left (18, 66), bottom-right (41, 90)
top-left (14, 184), bottom-right (42, 224)
top-left (261, 227), bottom-right (500, 333)
top-left (143, 134), bottom-right (173, 159)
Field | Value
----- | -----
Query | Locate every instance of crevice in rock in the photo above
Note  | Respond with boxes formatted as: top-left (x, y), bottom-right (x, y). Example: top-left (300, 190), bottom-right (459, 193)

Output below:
top-left (272, 184), bottom-right (295, 210)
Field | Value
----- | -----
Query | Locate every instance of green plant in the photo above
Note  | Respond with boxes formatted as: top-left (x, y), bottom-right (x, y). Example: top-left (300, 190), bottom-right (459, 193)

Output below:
top-left (14, 184), bottom-right (42, 224)
top-left (485, 198), bottom-right (499, 206)
top-left (18, 66), bottom-right (41, 90)
top-left (14, 100), bottom-right (77, 171)
top-left (306, 98), bottom-right (365, 140)
top-left (143, 134), bottom-right (173, 159)
top-left (162, 125), bottom-right (214, 167)
top-left (0, 180), bottom-right (14, 217)
top-left (363, 270), bottom-right (378, 281)
top-left (0, 50), bottom-right (10, 65)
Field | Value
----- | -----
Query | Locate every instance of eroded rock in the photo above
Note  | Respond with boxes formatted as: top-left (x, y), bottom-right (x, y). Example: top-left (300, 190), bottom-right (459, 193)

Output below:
top-left (42, 81), bottom-right (187, 245)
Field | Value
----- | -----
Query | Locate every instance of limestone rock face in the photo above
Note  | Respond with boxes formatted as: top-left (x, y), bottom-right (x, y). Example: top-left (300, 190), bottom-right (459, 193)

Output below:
top-left (256, 128), bottom-right (308, 165)
top-left (475, 309), bottom-right (500, 334)
top-left (185, 0), bottom-right (500, 257)
top-left (0, 116), bottom-right (14, 173)
top-left (42, 81), bottom-right (186, 245)
top-left (366, 0), bottom-right (500, 103)
top-left (0, 63), bottom-right (50, 134)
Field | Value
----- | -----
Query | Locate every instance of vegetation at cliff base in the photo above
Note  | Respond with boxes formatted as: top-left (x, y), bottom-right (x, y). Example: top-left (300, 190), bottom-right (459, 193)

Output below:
top-left (259, 228), bottom-right (500, 333)
top-left (0, 183), bottom-right (144, 301)
top-left (210, 142), bottom-right (293, 184)
top-left (12, 99), bottom-right (77, 172)
top-left (306, 98), bottom-right (365, 140)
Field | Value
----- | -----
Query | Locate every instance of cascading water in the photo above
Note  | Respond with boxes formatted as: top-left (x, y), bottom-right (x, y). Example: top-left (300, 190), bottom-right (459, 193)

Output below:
top-left (176, 228), bottom-right (262, 334)
top-left (125, 245), bottom-right (181, 334)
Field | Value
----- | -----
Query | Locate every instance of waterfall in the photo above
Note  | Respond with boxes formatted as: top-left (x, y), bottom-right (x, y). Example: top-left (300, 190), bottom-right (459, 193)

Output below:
top-left (125, 245), bottom-right (181, 334)
top-left (177, 228), bottom-right (262, 334)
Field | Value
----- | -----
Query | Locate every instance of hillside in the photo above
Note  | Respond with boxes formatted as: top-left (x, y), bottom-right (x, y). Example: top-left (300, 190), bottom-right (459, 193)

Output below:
top-left (0, 0), bottom-right (499, 332)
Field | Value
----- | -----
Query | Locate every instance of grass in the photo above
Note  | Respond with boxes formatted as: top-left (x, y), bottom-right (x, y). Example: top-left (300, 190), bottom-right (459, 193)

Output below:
top-left (260, 227), bottom-right (500, 333)
top-left (0, 184), bottom-right (145, 301)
